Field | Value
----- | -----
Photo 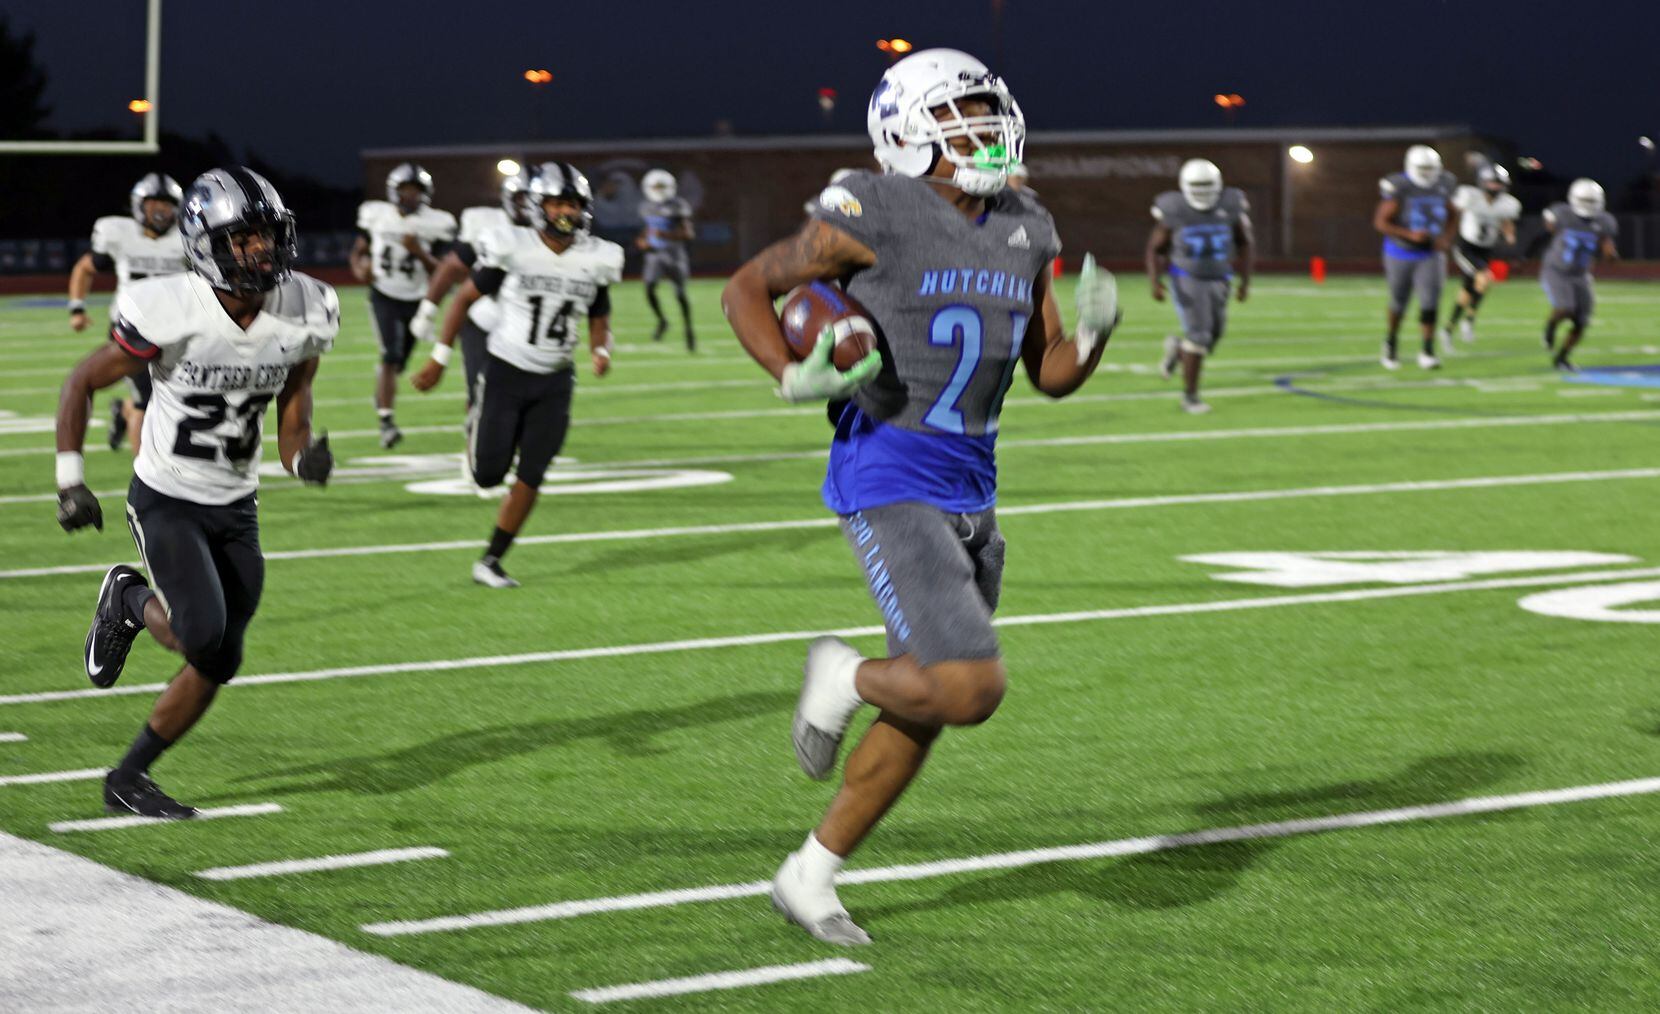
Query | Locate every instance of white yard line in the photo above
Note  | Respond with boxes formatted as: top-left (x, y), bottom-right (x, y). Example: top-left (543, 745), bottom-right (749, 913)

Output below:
top-left (363, 774), bottom-right (1660, 937)
top-left (7, 563), bottom-right (1659, 709)
top-left (0, 732), bottom-right (27, 743)
top-left (49, 802), bottom-right (284, 833)
top-left (569, 959), bottom-right (871, 1005)
top-left (195, 846), bottom-right (449, 881)
top-left (0, 767), bottom-right (104, 787)
top-left (0, 830), bottom-right (532, 1012)
top-left (4, 463), bottom-right (1658, 582)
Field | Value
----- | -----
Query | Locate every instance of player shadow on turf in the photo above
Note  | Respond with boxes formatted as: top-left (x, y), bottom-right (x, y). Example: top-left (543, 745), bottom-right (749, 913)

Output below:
top-left (858, 751), bottom-right (1525, 920)
top-left (562, 527), bottom-right (841, 578)
top-left (204, 690), bottom-right (792, 800)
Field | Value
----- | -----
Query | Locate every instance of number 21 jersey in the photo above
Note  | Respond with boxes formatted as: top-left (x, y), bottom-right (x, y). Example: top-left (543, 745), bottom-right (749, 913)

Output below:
top-left (112, 272), bottom-right (339, 505)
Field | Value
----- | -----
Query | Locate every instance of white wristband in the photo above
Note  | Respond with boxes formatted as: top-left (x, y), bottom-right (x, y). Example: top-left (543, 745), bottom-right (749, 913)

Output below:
top-left (56, 451), bottom-right (85, 489)
top-left (68, 299), bottom-right (87, 315)
top-left (429, 342), bottom-right (453, 366)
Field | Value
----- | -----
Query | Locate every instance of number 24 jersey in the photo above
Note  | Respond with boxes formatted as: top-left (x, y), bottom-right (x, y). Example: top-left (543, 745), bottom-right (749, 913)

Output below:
top-left (112, 272), bottom-right (339, 505)
top-left (478, 226), bottom-right (624, 374)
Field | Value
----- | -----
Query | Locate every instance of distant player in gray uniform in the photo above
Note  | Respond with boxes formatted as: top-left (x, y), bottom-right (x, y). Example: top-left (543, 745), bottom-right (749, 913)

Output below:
top-left (723, 48), bottom-right (1119, 947)
top-left (1540, 178), bottom-right (1618, 372)
top-left (636, 169), bottom-right (696, 350)
top-left (1146, 158), bottom-right (1253, 414)
top-left (1373, 145), bottom-right (1459, 370)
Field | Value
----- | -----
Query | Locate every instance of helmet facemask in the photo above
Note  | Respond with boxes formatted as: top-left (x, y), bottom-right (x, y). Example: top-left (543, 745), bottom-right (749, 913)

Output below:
top-left (141, 197), bottom-right (179, 235)
top-left (200, 214), bottom-right (296, 295)
top-left (926, 89), bottom-right (1026, 197)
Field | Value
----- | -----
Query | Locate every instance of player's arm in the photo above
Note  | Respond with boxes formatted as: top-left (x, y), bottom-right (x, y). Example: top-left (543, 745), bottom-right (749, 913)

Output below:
top-left (1600, 235), bottom-right (1620, 262)
top-left (634, 226), bottom-right (651, 251)
top-left (1434, 203), bottom-right (1460, 251)
top-left (1501, 219), bottom-right (1518, 247)
top-left (588, 287), bottom-right (614, 378)
top-left (67, 253), bottom-right (104, 331)
top-left (277, 357), bottom-right (332, 485)
top-left (54, 341), bottom-right (147, 531)
top-left (1145, 221), bottom-right (1171, 301)
top-left (401, 233), bottom-right (441, 273)
top-left (412, 248), bottom-right (473, 341)
top-left (673, 215), bottom-right (696, 242)
top-left (1372, 198), bottom-right (1422, 243)
top-left (1235, 213), bottom-right (1255, 302)
top-left (414, 272), bottom-right (490, 391)
top-left (722, 218), bottom-right (876, 383)
top-left (1019, 262), bottom-right (1112, 399)
top-left (349, 234), bottom-right (372, 282)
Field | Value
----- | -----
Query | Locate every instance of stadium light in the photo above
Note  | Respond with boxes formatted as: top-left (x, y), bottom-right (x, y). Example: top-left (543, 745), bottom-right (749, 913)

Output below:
top-left (876, 38), bottom-right (913, 53)
top-left (522, 69), bottom-right (553, 84)
top-left (128, 99), bottom-right (153, 114)
top-left (497, 159), bottom-right (521, 176)
top-left (1641, 136), bottom-right (1656, 152)
top-left (1213, 93), bottom-right (1245, 109)
top-left (1288, 145), bottom-right (1314, 165)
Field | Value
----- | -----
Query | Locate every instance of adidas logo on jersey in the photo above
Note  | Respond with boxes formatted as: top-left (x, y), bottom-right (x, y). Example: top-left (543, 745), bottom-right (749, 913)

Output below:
top-left (1007, 226), bottom-right (1029, 249)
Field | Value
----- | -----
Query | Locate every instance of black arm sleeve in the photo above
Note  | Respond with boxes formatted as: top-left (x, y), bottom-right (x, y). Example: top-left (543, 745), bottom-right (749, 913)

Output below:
top-left (472, 267), bottom-right (507, 296)
top-left (588, 285), bottom-right (611, 317)
top-left (90, 252), bottom-right (116, 272)
top-left (452, 241), bottom-right (478, 268)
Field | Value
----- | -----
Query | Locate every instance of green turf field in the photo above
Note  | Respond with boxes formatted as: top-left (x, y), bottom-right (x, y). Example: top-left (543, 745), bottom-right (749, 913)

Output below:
top-left (3, 274), bottom-right (1660, 1009)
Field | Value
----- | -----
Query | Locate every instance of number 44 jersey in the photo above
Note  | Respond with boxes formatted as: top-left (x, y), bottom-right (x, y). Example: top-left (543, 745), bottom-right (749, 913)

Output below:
top-left (112, 272), bottom-right (340, 505)
top-left (478, 226), bottom-right (624, 374)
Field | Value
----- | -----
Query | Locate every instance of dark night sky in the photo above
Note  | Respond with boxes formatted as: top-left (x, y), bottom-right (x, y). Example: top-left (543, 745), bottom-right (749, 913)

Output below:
top-left (12, 1), bottom-right (1659, 191)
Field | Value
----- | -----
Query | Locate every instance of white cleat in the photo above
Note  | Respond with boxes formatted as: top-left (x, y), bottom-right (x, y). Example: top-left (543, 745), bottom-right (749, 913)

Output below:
top-left (771, 851), bottom-right (871, 947)
top-left (1417, 351), bottom-right (1441, 370)
top-left (1380, 350), bottom-right (1401, 371)
top-left (1435, 327), bottom-right (1454, 355)
top-left (792, 637), bottom-right (865, 780)
top-left (1459, 318), bottom-right (1476, 344)
top-left (471, 559), bottom-right (520, 589)
top-left (1158, 335), bottom-right (1180, 379)
top-left (1180, 395), bottom-right (1211, 415)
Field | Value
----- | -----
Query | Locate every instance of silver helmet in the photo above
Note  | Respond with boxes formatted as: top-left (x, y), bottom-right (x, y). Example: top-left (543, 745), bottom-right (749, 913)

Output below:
top-left (129, 172), bottom-right (183, 232)
top-left (500, 165), bottom-right (536, 225)
top-left (179, 167), bottom-right (297, 294)
top-left (528, 161), bottom-right (592, 236)
top-left (385, 162), bottom-right (433, 209)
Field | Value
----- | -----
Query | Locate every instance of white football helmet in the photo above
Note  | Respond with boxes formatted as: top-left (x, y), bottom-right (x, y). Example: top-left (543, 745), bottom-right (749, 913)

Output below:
top-left (129, 172), bottom-right (182, 231)
top-left (1568, 178), bottom-right (1605, 217)
top-left (1178, 159), bottom-right (1223, 211)
top-left (1404, 145), bottom-right (1443, 188)
top-left (385, 162), bottom-right (433, 208)
top-left (641, 169), bottom-right (677, 202)
top-left (866, 48), bottom-right (1025, 197)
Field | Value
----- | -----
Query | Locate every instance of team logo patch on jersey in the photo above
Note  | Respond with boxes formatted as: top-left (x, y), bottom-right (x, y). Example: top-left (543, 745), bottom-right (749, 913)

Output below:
top-left (1007, 225), bottom-right (1029, 249)
top-left (818, 186), bottom-right (863, 218)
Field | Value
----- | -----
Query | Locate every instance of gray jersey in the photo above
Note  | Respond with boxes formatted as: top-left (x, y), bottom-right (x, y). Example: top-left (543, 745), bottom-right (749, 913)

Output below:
top-left (1543, 202), bottom-right (1617, 277)
top-left (810, 171), bottom-right (1061, 436)
top-left (639, 197), bottom-right (693, 253)
top-left (1152, 188), bottom-right (1249, 279)
top-left (1379, 170), bottom-right (1457, 254)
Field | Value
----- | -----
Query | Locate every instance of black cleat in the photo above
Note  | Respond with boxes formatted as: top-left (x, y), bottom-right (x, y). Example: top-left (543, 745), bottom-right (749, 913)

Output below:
top-left (685, 328), bottom-right (697, 353)
top-left (378, 418), bottom-right (403, 449)
top-left (85, 565), bottom-right (146, 688)
top-left (652, 319), bottom-right (668, 342)
top-left (1554, 356), bottom-right (1578, 374)
top-left (108, 398), bottom-right (129, 450)
top-left (104, 769), bottom-right (198, 819)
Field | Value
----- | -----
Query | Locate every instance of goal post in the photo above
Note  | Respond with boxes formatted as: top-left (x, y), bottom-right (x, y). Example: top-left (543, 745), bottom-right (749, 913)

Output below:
top-left (0, 0), bottom-right (162, 155)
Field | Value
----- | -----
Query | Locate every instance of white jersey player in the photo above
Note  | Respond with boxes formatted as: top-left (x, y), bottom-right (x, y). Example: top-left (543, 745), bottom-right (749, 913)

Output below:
top-left (55, 167), bottom-right (336, 821)
top-left (351, 162), bottom-right (458, 447)
top-left (413, 161), bottom-right (621, 588)
top-left (67, 173), bottom-right (190, 454)
top-left (1445, 163), bottom-right (1522, 345)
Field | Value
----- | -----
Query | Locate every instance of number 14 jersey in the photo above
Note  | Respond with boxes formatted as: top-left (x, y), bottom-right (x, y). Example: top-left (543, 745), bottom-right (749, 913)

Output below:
top-left (477, 226), bottom-right (624, 374)
top-left (113, 272), bottom-right (339, 505)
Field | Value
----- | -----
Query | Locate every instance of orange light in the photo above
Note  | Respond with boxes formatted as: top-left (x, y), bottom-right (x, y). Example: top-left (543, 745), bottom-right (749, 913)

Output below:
top-left (1213, 93), bottom-right (1245, 109)
top-left (1213, 94), bottom-right (1230, 107)
top-left (522, 69), bottom-right (553, 84)
top-left (1227, 93), bottom-right (1244, 106)
top-left (128, 99), bottom-right (152, 113)
top-left (877, 38), bottom-right (913, 53)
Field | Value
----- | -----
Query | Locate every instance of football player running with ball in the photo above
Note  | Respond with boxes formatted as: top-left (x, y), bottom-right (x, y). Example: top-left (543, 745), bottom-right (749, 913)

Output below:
top-left (413, 163), bottom-right (622, 588)
top-left (1373, 145), bottom-right (1459, 370)
top-left (723, 48), bottom-right (1119, 946)
top-left (56, 168), bottom-right (337, 819)
top-left (1147, 158), bottom-right (1254, 414)
top-left (67, 173), bottom-right (190, 454)
top-left (1540, 179), bottom-right (1618, 372)
top-left (352, 163), bottom-right (457, 448)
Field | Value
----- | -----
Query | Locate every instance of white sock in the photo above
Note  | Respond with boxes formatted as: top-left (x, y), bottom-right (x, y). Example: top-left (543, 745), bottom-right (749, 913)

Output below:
top-left (797, 832), bottom-right (846, 888)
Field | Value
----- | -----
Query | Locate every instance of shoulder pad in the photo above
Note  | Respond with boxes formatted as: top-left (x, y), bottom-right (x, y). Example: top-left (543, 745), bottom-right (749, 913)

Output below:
top-left (113, 275), bottom-right (196, 348)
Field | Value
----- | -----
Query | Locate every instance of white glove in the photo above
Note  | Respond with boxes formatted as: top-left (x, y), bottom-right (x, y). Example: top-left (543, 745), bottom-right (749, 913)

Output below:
top-left (777, 328), bottom-right (882, 404)
top-left (409, 298), bottom-right (439, 343)
top-left (1074, 253), bottom-right (1120, 364)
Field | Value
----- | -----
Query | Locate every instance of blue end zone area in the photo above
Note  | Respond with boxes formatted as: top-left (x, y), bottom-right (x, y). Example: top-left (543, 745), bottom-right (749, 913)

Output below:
top-left (1565, 365), bottom-right (1660, 389)
top-left (0, 296), bottom-right (107, 311)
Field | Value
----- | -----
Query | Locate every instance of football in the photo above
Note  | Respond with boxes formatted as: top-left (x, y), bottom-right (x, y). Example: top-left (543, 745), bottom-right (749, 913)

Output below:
top-left (778, 282), bottom-right (880, 370)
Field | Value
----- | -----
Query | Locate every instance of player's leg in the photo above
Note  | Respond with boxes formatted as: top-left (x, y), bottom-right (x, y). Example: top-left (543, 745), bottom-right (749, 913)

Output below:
top-left (1382, 257), bottom-right (1410, 368)
top-left (457, 318), bottom-right (490, 484)
top-left (1554, 278), bottom-right (1593, 371)
top-left (371, 292), bottom-right (416, 447)
top-left (1158, 275), bottom-right (1184, 381)
top-left (475, 367), bottom-right (572, 587)
top-left (643, 254), bottom-right (669, 341)
top-left (671, 256), bottom-right (695, 351)
top-left (1176, 277), bottom-right (1224, 413)
top-left (1414, 257), bottom-right (1444, 369)
top-left (1541, 270), bottom-right (1574, 355)
top-left (775, 503), bottom-right (1006, 944)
